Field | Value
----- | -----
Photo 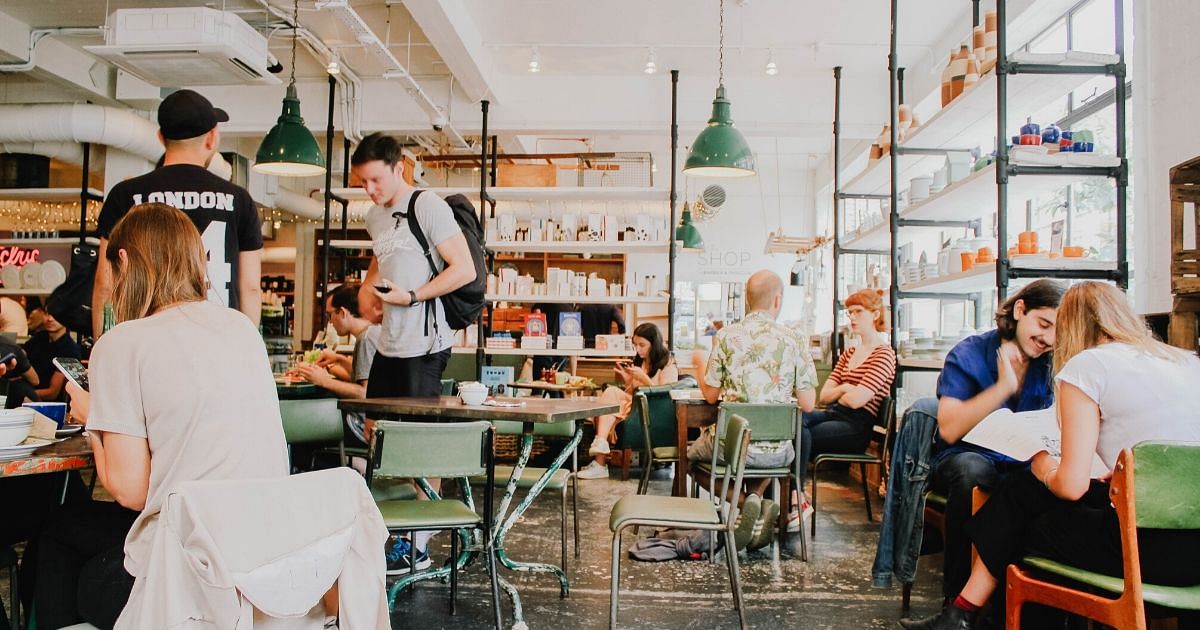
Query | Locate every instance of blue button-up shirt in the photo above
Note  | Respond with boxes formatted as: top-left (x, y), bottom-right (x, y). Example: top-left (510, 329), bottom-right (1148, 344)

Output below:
top-left (932, 329), bottom-right (1054, 465)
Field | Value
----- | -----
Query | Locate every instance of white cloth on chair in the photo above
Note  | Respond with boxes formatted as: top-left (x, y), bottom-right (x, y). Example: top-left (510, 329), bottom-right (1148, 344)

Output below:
top-left (116, 468), bottom-right (390, 630)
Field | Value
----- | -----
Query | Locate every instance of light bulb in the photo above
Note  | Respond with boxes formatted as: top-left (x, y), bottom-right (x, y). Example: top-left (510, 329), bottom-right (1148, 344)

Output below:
top-left (644, 47), bottom-right (657, 75)
top-left (765, 49), bottom-right (778, 76)
top-left (528, 46), bottom-right (541, 73)
top-left (327, 52), bottom-right (340, 75)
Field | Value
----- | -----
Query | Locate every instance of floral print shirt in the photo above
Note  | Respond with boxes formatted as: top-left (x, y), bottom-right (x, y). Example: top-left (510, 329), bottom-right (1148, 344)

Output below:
top-left (704, 311), bottom-right (818, 403)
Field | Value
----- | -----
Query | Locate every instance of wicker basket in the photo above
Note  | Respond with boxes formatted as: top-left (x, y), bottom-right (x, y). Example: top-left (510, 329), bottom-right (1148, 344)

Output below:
top-left (494, 434), bottom-right (552, 462)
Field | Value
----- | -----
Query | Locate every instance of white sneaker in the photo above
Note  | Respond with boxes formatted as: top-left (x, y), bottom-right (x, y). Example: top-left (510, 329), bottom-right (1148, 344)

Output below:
top-left (576, 460), bottom-right (609, 480)
top-left (799, 493), bottom-right (815, 522)
top-left (588, 437), bottom-right (611, 456)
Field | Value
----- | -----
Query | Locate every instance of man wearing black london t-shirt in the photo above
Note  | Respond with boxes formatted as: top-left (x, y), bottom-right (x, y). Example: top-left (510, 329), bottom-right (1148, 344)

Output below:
top-left (93, 89), bottom-right (263, 336)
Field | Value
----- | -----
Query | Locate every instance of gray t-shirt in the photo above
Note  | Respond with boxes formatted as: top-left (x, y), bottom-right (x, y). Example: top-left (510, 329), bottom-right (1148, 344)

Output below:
top-left (345, 325), bottom-right (381, 444)
top-left (366, 190), bottom-right (461, 358)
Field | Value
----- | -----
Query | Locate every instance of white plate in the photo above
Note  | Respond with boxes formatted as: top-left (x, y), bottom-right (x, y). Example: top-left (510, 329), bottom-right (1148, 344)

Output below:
top-left (41, 260), bottom-right (67, 289)
top-left (56, 424), bottom-right (84, 438)
top-left (0, 265), bottom-right (20, 289)
top-left (21, 262), bottom-right (42, 289)
top-left (0, 442), bottom-right (42, 461)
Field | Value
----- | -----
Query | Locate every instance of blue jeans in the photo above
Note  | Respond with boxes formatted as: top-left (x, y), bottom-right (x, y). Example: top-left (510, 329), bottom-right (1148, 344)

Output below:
top-left (799, 404), bottom-right (875, 486)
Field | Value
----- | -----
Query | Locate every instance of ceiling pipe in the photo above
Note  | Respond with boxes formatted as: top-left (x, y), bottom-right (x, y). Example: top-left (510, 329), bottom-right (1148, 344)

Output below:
top-left (311, 0), bottom-right (470, 149)
top-left (0, 27), bottom-right (104, 73)
top-left (0, 142), bottom-right (85, 164)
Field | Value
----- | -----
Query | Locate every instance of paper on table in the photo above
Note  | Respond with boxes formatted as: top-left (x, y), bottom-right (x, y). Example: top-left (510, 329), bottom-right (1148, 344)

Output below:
top-left (482, 400), bottom-right (527, 408)
top-left (962, 406), bottom-right (1109, 477)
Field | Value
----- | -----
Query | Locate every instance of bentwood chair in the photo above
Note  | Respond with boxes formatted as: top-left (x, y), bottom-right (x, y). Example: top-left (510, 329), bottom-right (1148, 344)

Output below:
top-left (471, 419), bottom-right (580, 570)
top-left (609, 414), bottom-right (752, 629)
top-left (367, 420), bottom-right (502, 626)
top-left (1006, 442), bottom-right (1200, 630)
top-left (690, 402), bottom-right (806, 559)
top-left (810, 396), bottom-right (897, 536)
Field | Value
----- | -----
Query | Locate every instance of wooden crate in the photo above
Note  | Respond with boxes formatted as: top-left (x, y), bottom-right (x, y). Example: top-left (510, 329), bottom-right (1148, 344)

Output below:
top-left (1169, 155), bottom-right (1200, 350)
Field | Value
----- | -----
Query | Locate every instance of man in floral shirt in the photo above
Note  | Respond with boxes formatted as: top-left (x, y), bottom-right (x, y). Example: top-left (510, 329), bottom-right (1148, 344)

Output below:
top-left (698, 270), bottom-right (818, 409)
top-left (692, 270), bottom-right (817, 551)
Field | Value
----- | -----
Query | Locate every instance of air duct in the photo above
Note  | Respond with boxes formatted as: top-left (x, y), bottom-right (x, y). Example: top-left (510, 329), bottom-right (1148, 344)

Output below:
top-left (271, 186), bottom-right (368, 223)
top-left (0, 104), bottom-right (162, 162)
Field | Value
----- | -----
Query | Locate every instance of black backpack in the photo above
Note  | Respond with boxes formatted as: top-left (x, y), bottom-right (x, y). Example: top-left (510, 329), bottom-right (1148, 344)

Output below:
top-left (406, 190), bottom-right (489, 330)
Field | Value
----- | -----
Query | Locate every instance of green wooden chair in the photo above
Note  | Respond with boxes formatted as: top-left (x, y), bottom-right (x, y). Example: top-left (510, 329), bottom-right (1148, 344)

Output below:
top-left (279, 398), bottom-right (345, 470)
top-left (809, 396), bottom-right (896, 536)
top-left (471, 419), bottom-right (579, 571)
top-left (609, 414), bottom-right (752, 630)
top-left (690, 402), bottom-right (807, 560)
top-left (367, 420), bottom-right (502, 626)
top-left (1006, 441), bottom-right (1200, 630)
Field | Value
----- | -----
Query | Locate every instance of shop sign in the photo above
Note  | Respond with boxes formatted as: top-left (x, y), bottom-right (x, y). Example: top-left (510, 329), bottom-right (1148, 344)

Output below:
top-left (0, 245), bottom-right (41, 268)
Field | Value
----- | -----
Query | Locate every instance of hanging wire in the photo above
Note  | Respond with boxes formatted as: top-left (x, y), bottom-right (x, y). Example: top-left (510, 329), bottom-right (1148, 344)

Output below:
top-left (718, 0), bottom-right (725, 85)
top-left (289, 0), bottom-right (298, 84)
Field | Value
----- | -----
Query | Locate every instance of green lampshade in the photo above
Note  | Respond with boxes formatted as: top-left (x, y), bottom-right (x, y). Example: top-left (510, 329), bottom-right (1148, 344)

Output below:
top-left (684, 84), bottom-right (755, 178)
top-left (253, 83), bottom-right (326, 177)
top-left (675, 208), bottom-right (704, 249)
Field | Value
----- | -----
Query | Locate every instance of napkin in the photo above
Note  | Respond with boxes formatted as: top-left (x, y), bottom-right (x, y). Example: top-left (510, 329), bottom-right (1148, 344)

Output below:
top-left (28, 413), bottom-right (58, 440)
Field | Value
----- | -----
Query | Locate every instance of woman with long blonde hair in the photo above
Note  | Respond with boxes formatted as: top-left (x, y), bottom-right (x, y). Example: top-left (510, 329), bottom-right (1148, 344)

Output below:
top-left (32, 203), bottom-right (288, 629)
top-left (903, 281), bottom-right (1200, 630)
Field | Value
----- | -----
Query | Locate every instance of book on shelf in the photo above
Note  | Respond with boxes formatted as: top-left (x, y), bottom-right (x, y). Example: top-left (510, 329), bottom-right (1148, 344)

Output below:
top-left (962, 406), bottom-right (1108, 477)
top-left (523, 312), bottom-right (548, 337)
top-left (558, 311), bottom-right (582, 337)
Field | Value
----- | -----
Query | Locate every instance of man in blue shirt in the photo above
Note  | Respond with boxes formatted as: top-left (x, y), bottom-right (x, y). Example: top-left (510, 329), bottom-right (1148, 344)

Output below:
top-left (912, 279), bottom-right (1064, 606)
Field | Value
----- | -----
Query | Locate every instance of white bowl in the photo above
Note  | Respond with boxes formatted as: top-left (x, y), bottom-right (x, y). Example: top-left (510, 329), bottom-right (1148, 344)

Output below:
top-left (0, 418), bottom-right (32, 447)
top-left (460, 389), bottom-right (488, 406)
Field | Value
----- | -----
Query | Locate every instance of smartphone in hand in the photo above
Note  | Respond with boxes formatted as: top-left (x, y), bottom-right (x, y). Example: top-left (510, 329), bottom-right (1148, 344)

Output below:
top-left (0, 351), bottom-right (15, 365)
top-left (53, 357), bottom-right (89, 391)
top-left (374, 283), bottom-right (392, 294)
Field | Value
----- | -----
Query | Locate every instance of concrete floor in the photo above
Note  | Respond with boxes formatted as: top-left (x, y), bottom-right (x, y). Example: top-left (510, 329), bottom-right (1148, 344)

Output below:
top-left (392, 466), bottom-right (945, 630)
top-left (0, 466), bottom-right (946, 630)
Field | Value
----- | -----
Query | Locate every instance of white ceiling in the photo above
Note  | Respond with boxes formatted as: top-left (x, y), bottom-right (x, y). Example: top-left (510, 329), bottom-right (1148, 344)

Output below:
top-left (0, 0), bottom-right (991, 169)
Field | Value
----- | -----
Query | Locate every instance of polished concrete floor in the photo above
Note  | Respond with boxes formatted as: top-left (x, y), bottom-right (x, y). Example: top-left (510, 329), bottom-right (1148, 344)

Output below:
top-left (391, 465), bottom-right (946, 630)
top-left (0, 466), bottom-right (946, 630)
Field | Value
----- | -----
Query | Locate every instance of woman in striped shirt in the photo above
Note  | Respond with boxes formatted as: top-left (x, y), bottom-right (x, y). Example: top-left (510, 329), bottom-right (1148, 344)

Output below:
top-left (799, 288), bottom-right (897, 486)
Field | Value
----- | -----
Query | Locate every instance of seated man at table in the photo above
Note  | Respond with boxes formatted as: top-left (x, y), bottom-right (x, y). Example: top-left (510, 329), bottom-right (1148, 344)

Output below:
top-left (691, 270), bottom-right (817, 550)
top-left (293, 284), bottom-right (381, 464)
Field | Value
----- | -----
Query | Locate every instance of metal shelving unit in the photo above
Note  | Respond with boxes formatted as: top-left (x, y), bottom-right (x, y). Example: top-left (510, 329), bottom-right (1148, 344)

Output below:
top-left (832, 0), bottom-right (1130, 380)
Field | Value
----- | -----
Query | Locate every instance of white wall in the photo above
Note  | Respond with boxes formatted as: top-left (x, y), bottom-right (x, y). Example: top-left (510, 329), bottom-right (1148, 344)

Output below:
top-left (1132, 0), bottom-right (1199, 314)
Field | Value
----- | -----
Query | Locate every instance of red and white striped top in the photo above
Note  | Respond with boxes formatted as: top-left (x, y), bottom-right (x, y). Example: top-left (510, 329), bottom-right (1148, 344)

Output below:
top-left (827, 344), bottom-right (897, 417)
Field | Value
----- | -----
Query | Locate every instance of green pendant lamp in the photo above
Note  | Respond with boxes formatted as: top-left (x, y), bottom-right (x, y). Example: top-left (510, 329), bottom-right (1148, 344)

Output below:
top-left (676, 206), bottom-right (705, 249)
top-left (253, 0), bottom-right (326, 178)
top-left (684, 0), bottom-right (755, 178)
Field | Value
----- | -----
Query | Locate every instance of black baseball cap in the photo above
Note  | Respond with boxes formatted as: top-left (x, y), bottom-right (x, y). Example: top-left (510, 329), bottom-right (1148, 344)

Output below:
top-left (157, 89), bottom-right (230, 140)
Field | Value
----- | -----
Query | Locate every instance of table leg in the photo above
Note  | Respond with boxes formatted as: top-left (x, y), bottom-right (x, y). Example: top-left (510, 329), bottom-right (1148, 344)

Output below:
top-left (674, 405), bottom-right (689, 497)
top-left (492, 424), bottom-right (582, 601)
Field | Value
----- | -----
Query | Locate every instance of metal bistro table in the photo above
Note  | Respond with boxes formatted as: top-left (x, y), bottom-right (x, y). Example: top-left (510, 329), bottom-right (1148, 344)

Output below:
top-left (671, 389), bottom-right (719, 497)
top-left (339, 395), bottom-right (617, 629)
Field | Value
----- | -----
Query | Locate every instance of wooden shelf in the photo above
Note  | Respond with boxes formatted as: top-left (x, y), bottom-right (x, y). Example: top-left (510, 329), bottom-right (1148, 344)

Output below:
top-left (0, 188), bottom-right (103, 202)
top-left (331, 187), bottom-right (667, 202)
top-left (486, 294), bottom-right (668, 305)
top-left (899, 358), bottom-right (945, 370)
top-left (841, 158), bottom-right (1119, 251)
top-left (482, 348), bottom-right (635, 357)
top-left (0, 238), bottom-right (96, 247)
top-left (487, 241), bottom-right (669, 254)
top-left (842, 65), bottom-right (1106, 197)
top-left (900, 259), bottom-right (1117, 294)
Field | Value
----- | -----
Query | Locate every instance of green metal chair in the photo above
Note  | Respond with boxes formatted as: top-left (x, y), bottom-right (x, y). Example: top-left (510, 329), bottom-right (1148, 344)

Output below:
top-left (471, 419), bottom-right (579, 571)
top-left (809, 396), bottom-right (897, 536)
top-left (279, 398), bottom-right (345, 470)
top-left (1007, 441), bottom-right (1200, 629)
top-left (609, 414), bottom-right (752, 630)
top-left (367, 420), bottom-right (502, 625)
top-left (630, 383), bottom-right (687, 495)
top-left (690, 402), bottom-right (807, 560)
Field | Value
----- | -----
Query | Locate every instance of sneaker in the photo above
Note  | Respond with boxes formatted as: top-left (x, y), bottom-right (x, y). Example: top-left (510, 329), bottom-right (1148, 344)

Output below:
top-left (385, 538), bottom-right (431, 575)
top-left (588, 437), bottom-right (611, 456)
top-left (733, 494), bottom-right (761, 551)
top-left (785, 511), bottom-right (801, 533)
top-left (799, 492), bottom-right (815, 522)
top-left (576, 460), bottom-right (609, 480)
top-left (747, 498), bottom-right (779, 551)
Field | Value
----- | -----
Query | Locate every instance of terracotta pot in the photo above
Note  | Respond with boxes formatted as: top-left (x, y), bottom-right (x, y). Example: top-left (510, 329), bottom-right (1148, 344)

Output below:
top-left (1063, 246), bottom-right (1085, 258)
top-left (985, 10), bottom-right (997, 33)
top-left (964, 55), bottom-right (980, 90)
top-left (949, 45), bottom-right (969, 100)
top-left (940, 49), bottom-right (955, 107)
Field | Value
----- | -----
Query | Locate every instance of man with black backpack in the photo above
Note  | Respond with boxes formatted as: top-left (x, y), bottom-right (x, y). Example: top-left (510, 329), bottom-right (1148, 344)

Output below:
top-left (350, 132), bottom-right (480, 572)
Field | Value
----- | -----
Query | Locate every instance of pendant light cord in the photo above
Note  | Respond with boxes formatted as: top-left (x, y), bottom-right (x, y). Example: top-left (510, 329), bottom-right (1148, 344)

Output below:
top-left (718, 0), bottom-right (725, 85)
top-left (289, 0), bottom-right (299, 87)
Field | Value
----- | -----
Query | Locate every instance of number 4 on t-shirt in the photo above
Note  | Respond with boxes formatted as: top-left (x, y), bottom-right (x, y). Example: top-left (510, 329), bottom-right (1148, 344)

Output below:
top-left (201, 222), bottom-right (233, 306)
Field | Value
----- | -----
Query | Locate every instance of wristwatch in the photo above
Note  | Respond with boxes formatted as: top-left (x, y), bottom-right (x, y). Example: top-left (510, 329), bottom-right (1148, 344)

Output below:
top-left (408, 290), bottom-right (420, 307)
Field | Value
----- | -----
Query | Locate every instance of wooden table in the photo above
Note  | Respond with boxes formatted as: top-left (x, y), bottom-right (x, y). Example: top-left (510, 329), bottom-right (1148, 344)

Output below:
top-left (506, 380), bottom-right (602, 397)
top-left (671, 389), bottom-right (719, 497)
top-left (0, 434), bottom-right (93, 479)
top-left (339, 395), bottom-right (618, 629)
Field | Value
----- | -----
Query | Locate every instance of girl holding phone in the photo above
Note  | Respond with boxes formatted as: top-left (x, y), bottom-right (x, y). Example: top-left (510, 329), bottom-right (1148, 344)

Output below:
top-left (577, 323), bottom-right (678, 480)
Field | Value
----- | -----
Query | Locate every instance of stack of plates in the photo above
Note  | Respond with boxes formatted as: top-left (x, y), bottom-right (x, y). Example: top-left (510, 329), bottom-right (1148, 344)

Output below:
top-left (0, 407), bottom-right (36, 449)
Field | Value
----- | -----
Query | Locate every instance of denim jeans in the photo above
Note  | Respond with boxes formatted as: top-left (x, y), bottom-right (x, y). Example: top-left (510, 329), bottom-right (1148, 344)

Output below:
top-left (871, 397), bottom-right (939, 588)
top-left (799, 404), bottom-right (876, 486)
